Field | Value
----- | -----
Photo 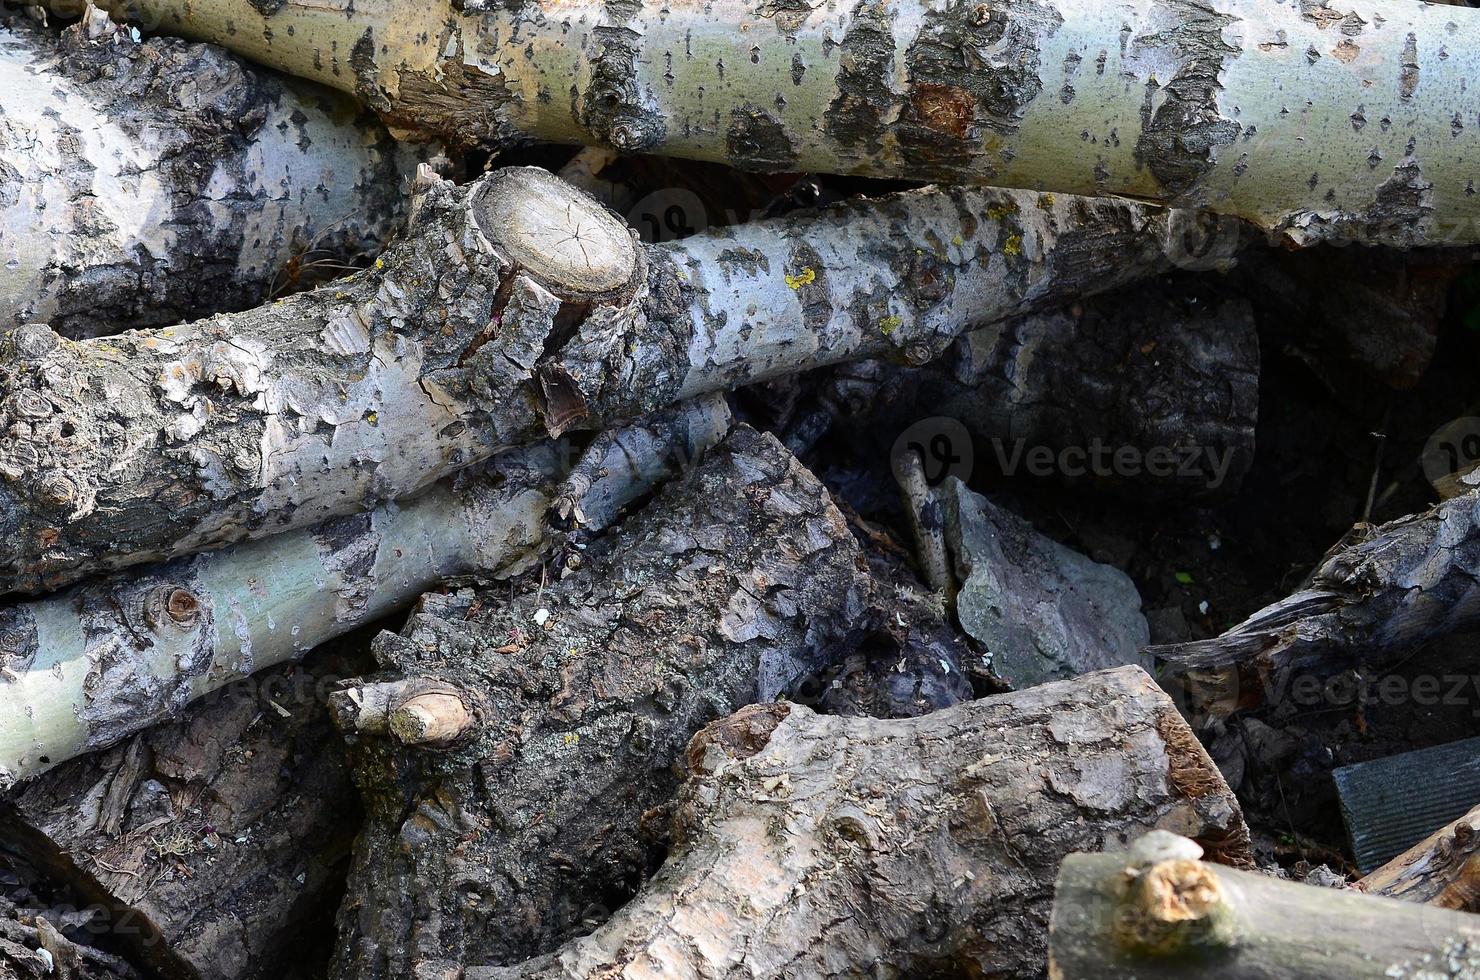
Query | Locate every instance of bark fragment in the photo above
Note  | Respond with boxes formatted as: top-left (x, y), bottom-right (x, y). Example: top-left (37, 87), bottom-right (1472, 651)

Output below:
top-left (485, 667), bottom-right (1247, 979)
top-left (942, 478), bottom-right (1152, 688)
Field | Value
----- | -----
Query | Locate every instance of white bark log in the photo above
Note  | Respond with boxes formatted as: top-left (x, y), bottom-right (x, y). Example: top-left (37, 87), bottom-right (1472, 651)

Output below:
top-left (0, 10), bottom-right (423, 338)
top-left (0, 397), bottom-right (730, 788)
top-left (56, 0), bottom-right (1480, 245)
top-left (0, 164), bottom-right (1180, 596)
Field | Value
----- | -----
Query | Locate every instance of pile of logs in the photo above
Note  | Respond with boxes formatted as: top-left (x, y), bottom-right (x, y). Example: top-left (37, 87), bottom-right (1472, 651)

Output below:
top-left (5, 0), bottom-right (1480, 976)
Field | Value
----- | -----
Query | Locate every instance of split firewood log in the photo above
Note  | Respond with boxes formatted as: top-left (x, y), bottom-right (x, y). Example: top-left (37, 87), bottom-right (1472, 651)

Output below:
top-left (326, 425), bottom-right (889, 975)
top-left (52, 0), bottom-right (1480, 246)
top-left (0, 9), bottom-right (422, 339)
top-left (1153, 490), bottom-right (1480, 722)
top-left (1360, 804), bottom-right (1480, 912)
top-left (0, 165), bottom-right (1190, 597)
top-left (1, 649), bottom-right (365, 980)
top-left (1051, 830), bottom-right (1480, 979)
top-left (476, 667), bottom-right (1247, 980)
top-left (0, 398), bottom-right (729, 787)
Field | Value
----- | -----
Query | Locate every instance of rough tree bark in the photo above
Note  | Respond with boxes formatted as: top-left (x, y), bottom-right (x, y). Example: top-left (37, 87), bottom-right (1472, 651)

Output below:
top-left (1360, 803), bottom-right (1480, 912)
top-left (1152, 489), bottom-right (1480, 722)
top-left (1, 648), bottom-right (366, 980)
top-left (0, 165), bottom-right (1183, 597)
top-left (471, 667), bottom-right (1247, 980)
top-left (784, 276), bottom-right (1260, 497)
top-left (0, 10), bottom-right (422, 339)
top-left (0, 398), bottom-right (729, 787)
top-left (1051, 830), bottom-right (1480, 979)
top-left (326, 426), bottom-right (987, 977)
top-left (55, 0), bottom-right (1480, 245)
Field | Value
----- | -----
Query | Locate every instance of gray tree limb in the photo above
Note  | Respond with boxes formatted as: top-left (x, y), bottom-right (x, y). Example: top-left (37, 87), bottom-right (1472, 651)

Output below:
top-left (0, 165), bottom-right (1182, 597)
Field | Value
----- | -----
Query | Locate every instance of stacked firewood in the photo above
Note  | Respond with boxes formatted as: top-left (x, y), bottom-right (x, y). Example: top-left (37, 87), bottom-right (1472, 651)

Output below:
top-left (5, 0), bottom-right (1480, 976)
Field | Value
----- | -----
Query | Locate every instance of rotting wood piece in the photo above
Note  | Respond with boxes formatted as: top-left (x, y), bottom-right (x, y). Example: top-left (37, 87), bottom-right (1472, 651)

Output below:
top-left (326, 426), bottom-right (1000, 977)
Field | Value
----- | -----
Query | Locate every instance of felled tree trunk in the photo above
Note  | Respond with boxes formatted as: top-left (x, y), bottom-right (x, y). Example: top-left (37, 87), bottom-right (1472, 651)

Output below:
top-left (1153, 490), bottom-right (1480, 722)
top-left (478, 667), bottom-right (1246, 980)
top-left (1, 648), bottom-right (366, 980)
top-left (1359, 803), bottom-right (1480, 911)
top-left (60, 0), bottom-right (1480, 245)
top-left (1051, 831), bottom-right (1480, 979)
top-left (0, 11), bottom-right (421, 339)
top-left (327, 426), bottom-right (896, 976)
top-left (0, 399), bottom-right (728, 787)
top-left (0, 165), bottom-right (1182, 597)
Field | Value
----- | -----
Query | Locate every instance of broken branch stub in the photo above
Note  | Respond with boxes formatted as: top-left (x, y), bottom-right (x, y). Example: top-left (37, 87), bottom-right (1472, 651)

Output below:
top-left (60, 0), bottom-right (1480, 245)
top-left (0, 166), bottom-right (1178, 597)
top-left (484, 667), bottom-right (1247, 980)
top-left (0, 398), bottom-right (730, 787)
top-left (1360, 803), bottom-right (1480, 912)
top-left (1051, 831), bottom-right (1480, 979)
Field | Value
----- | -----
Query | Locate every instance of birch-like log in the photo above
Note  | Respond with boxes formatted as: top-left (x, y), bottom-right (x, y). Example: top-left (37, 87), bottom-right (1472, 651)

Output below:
top-left (1360, 804), bottom-right (1480, 912)
top-left (0, 398), bottom-right (730, 788)
top-left (0, 164), bottom-right (1179, 597)
top-left (0, 11), bottom-right (422, 339)
top-left (327, 426), bottom-right (994, 976)
top-left (473, 668), bottom-right (1247, 980)
top-left (1050, 831), bottom-right (1480, 979)
top-left (1153, 490), bottom-right (1480, 722)
top-left (54, 0), bottom-right (1480, 245)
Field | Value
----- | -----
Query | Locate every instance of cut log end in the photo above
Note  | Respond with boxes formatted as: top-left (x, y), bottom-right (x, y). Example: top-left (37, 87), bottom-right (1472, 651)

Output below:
top-left (473, 166), bottom-right (637, 300)
top-left (388, 691), bottom-right (475, 747)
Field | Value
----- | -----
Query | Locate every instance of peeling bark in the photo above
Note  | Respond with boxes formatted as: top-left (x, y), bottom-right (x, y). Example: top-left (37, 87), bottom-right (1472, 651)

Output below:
top-left (1051, 831), bottom-right (1480, 979)
top-left (480, 667), bottom-right (1247, 980)
top-left (1152, 490), bottom-right (1480, 723)
top-left (0, 165), bottom-right (1179, 597)
top-left (60, 0), bottom-right (1480, 244)
top-left (326, 426), bottom-right (982, 976)
top-left (1360, 804), bottom-right (1480, 912)
top-left (1, 650), bottom-right (364, 980)
top-left (0, 398), bottom-right (728, 786)
top-left (0, 11), bottom-right (422, 339)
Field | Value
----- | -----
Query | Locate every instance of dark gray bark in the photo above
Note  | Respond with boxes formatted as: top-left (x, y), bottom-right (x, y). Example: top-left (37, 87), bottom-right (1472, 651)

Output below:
top-left (1, 649), bottom-right (364, 980)
top-left (1153, 490), bottom-right (1480, 722)
top-left (782, 276), bottom-right (1260, 497)
top-left (326, 426), bottom-right (977, 977)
